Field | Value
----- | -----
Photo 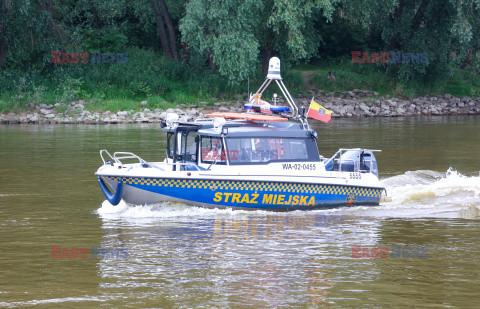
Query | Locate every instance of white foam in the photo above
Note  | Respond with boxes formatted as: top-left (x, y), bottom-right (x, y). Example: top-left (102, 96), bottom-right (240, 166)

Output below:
top-left (386, 168), bottom-right (479, 205)
top-left (96, 199), bottom-right (263, 222)
top-left (344, 168), bottom-right (480, 218)
top-left (0, 193), bottom-right (38, 197)
top-left (0, 296), bottom-right (103, 308)
top-left (95, 169), bottom-right (480, 220)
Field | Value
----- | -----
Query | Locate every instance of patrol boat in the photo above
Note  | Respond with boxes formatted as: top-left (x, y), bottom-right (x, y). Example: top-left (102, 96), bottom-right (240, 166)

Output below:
top-left (95, 57), bottom-right (386, 210)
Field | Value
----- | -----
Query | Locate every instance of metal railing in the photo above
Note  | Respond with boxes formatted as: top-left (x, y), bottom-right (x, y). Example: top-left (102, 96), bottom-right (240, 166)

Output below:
top-left (100, 150), bottom-right (148, 166)
top-left (325, 148), bottom-right (381, 173)
top-left (100, 149), bottom-right (115, 165)
top-left (100, 149), bottom-right (204, 171)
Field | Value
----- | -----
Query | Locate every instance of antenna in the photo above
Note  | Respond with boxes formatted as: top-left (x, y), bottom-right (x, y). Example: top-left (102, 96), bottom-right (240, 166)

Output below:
top-left (247, 76), bottom-right (249, 102)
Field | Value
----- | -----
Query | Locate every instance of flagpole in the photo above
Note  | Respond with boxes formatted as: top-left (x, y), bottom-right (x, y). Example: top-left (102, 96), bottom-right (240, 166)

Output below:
top-left (301, 97), bottom-right (314, 131)
top-left (306, 97), bottom-right (314, 118)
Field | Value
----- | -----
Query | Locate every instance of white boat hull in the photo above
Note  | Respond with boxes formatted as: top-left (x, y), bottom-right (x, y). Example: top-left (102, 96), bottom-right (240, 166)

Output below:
top-left (97, 163), bottom-right (384, 210)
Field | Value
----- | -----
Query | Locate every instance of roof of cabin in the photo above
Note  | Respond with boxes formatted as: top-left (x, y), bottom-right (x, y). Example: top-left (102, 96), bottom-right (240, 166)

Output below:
top-left (163, 119), bottom-right (315, 138)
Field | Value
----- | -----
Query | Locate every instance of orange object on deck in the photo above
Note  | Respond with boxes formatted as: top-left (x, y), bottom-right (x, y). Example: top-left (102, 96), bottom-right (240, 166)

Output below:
top-left (205, 112), bottom-right (288, 121)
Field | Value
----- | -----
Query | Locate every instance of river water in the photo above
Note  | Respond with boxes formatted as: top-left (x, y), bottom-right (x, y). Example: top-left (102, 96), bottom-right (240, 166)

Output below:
top-left (1, 116), bottom-right (479, 308)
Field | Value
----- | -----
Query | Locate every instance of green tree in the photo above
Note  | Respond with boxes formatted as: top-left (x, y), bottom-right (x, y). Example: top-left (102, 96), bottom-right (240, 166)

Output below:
top-left (358, 0), bottom-right (480, 84)
top-left (0, 0), bottom-right (66, 70)
top-left (452, 0), bottom-right (480, 71)
top-left (126, 0), bottom-right (183, 59)
top-left (180, 0), bottom-right (341, 85)
top-left (151, 0), bottom-right (180, 60)
top-left (180, 0), bottom-right (263, 83)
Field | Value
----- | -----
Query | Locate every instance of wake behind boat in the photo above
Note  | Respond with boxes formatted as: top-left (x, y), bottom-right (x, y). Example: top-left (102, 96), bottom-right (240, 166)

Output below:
top-left (95, 57), bottom-right (387, 210)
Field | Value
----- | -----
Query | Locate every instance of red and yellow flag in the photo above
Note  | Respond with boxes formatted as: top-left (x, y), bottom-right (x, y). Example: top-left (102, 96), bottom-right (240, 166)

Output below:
top-left (307, 100), bottom-right (332, 123)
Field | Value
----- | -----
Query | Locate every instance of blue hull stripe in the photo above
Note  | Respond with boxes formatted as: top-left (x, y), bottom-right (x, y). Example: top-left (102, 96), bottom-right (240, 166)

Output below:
top-left (107, 177), bottom-right (382, 210)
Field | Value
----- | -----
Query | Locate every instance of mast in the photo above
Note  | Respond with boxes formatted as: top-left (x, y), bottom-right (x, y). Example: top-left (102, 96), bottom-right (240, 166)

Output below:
top-left (249, 57), bottom-right (310, 129)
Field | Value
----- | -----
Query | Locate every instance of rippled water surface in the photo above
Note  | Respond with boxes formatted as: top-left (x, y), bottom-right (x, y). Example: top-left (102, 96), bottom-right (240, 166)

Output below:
top-left (1, 116), bottom-right (479, 308)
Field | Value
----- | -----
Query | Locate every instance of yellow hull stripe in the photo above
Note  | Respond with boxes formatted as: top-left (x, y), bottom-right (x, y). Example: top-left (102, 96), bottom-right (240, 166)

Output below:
top-left (107, 177), bottom-right (383, 198)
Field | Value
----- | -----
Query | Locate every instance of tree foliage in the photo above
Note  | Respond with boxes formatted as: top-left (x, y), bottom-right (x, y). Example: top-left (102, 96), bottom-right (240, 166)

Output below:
top-left (342, 0), bottom-right (480, 83)
top-left (180, 0), bottom-right (264, 84)
top-left (180, 0), bottom-right (344, 84)
top-left (0, 0), bottom-right (479, 89)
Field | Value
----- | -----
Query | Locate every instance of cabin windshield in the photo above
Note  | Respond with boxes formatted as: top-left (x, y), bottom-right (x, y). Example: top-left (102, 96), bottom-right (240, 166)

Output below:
top-left (225, 137), bottom-right (319, 164)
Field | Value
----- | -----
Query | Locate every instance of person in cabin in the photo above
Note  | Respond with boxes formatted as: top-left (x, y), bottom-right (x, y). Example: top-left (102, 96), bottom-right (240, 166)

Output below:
top-left (204, 138), bottom-right (223, 161)
top-left (254, 138), bottom-right (273, 161)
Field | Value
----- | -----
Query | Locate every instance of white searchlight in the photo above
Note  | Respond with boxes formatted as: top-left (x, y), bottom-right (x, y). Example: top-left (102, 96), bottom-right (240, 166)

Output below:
top-left (166, 113), bottom-right (179, 127)
top-left (266, 57), bottom-right (281, 80)
top-left (213, 117), bottom-right (226, 129)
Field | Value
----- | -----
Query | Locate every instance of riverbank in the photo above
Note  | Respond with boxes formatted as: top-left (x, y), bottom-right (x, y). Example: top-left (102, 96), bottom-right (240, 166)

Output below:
top-left (1, 90), bottom-right (480, 125)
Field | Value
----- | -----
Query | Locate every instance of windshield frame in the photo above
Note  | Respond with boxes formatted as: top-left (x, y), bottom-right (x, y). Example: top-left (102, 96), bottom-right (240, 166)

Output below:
top-left (224, 136), bottom-right (320, 165)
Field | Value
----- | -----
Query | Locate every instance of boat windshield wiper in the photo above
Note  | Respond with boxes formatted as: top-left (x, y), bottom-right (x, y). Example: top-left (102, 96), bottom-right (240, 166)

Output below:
top-left (207, 154), bottom-right (222, 170)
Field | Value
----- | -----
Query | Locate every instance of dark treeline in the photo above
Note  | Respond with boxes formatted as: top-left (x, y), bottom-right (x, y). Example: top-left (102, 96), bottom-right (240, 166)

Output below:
top-left (0, 0), bottom-right (479, 111)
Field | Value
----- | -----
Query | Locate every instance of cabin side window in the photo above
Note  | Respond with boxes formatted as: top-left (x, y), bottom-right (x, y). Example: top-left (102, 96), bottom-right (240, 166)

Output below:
top-left (167, 130), bottom-right (198, 163)
top-left (200, 136), bottom-right (226, 164)
top-left (225, 137), bottom-right (318, 164)
top-left (183, 131), bottom-right (198, 162)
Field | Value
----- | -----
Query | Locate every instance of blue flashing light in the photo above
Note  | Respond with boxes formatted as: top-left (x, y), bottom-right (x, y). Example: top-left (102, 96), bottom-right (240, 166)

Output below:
top-left (243, 104), bottom-right (290, 114)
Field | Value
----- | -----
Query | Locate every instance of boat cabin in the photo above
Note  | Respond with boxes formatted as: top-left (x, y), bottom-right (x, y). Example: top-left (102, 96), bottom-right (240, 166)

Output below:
top-left (163, 119), bottom-right (320, 170)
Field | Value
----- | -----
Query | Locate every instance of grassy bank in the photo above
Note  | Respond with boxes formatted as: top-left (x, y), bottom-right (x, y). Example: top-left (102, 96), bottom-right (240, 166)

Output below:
top-left (0, 47), bottom-right (306, 113)
top-left (295, 59), bottom-right (480, 99)
top-left (0, 48), bottom-right (232, 113)
top-left (1, 51), bottom-right (479, 114)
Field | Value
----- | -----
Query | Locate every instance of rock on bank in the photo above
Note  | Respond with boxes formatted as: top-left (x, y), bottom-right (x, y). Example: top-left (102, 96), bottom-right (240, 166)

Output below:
top-left (1, 92), bottom-right (480, 125)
